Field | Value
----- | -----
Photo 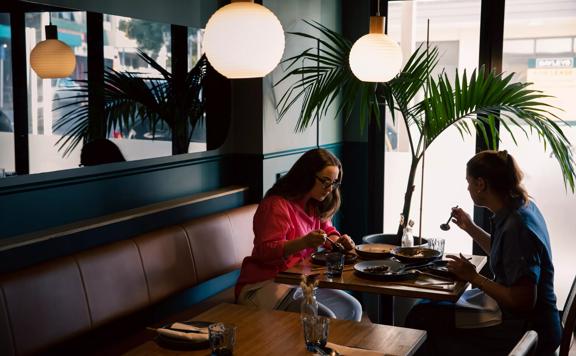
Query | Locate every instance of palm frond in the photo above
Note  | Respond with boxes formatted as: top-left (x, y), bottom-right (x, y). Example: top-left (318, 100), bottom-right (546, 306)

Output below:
top-left (417, 67), bottom-right (574, 190)
top-left (275, 20), bottom-right (380, 132)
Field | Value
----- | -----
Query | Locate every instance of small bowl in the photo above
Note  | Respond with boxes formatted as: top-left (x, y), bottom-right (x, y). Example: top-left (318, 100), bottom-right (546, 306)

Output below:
top-left (390, 247), bottom-right (442, 264)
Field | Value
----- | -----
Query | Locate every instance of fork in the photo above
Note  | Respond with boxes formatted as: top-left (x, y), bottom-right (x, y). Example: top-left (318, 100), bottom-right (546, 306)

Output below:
top-left (324, 235), bottom-right (346, 253)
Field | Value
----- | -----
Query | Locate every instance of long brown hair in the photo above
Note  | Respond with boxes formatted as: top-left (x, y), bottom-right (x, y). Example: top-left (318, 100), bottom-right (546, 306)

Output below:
top-left (266, 148), bottom-right (342, 220)
top-left (467, 150), bottom-right (529, 208)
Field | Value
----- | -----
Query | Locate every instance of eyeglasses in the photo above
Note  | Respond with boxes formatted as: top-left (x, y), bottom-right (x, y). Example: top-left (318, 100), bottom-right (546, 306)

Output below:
top-left (315, 176), bottom-right (341, 190)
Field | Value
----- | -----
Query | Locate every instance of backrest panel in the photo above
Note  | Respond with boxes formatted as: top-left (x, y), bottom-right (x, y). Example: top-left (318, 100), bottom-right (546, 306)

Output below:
top-left (76, 240), bottom-right (149, 327)
top-left (0, 257), bottom-right (91, 355)
top-left (133, 225), bottom-right (197, 304)
top-left (182, 212), bottom-right (236, 283)
top-left (0, 285), bottom-right (16, 356)
top-left (227, 204), bottom-right (257, 263)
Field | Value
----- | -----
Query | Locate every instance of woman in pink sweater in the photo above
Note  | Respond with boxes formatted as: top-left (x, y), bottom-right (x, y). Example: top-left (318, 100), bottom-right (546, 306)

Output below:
top-left (236, 148), bottom-right (362, 321)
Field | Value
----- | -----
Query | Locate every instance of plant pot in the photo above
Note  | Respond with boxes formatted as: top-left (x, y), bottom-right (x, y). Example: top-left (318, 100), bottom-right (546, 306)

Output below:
top-left (361, 233), bottom-right (428, 247)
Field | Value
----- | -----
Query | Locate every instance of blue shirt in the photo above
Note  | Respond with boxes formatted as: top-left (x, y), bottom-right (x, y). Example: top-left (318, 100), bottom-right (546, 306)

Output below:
top-left (490, 201), bottom-right (561, 354)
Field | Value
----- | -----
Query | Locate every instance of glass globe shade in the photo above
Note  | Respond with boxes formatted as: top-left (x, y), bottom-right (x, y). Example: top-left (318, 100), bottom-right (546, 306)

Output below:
top-left (203, 1), bottom-right (285, 79)
top-left (349, 33), bottom-right (403, 82)
top-left (30, 39), bottom-right (76, 78)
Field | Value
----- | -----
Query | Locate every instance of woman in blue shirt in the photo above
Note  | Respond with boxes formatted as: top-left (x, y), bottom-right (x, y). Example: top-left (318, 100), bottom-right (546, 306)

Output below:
top-left (406, 150), bottom-right (561, 355)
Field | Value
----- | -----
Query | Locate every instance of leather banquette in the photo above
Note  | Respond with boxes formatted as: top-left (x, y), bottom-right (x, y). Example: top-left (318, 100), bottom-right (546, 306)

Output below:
top-left (0, 204), bottom-right (257, 355)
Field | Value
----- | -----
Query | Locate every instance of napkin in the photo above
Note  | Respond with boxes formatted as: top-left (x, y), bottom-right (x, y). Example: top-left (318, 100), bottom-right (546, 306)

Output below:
top-left (326, 342), bottom-right (386, 356)
top-left (156, 322), bottom-right (209, 342)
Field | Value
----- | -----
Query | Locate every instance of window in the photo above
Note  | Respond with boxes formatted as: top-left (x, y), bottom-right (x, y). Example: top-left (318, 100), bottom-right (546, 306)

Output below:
top-left (103, 15), bottom-right (173, 161)
top-left (385, 0), bottom-right (481, 255)
top-left (501, 0), bottom-right (576, 306)
top-left (25, 11), bottom-right (87, 174)
top-left (188, 26), bottom-right (206, 150)
top-left (0, 13), bottom-right (13, 176)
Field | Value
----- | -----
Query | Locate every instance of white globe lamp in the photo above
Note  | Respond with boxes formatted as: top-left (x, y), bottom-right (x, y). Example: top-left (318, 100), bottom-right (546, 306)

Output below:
top-left (349, 16), bottom-right (402, 83)
top-left (203, 0), bottom-right (285, 79)
top-left (30, 25), bottom-right (76, 79)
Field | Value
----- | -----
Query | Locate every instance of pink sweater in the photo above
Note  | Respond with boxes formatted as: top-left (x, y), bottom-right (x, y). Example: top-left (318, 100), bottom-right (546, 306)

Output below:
top-left (235, 195), bottom-right (339, 298)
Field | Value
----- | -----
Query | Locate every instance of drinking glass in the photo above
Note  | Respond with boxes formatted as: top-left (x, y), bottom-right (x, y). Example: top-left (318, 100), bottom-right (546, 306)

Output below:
top-left (325, 251), bottom-right (344, 278)
top-left (427, 238), bottom-right (445, 256)
top-left (209, 322), bottom-right (237, 356)
top-left (301, 315), bottom-right (329, 352)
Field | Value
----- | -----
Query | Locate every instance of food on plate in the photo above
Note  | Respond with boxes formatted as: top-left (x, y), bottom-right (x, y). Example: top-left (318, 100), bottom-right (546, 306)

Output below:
top-left (364, 265), bottom-right (391, 273)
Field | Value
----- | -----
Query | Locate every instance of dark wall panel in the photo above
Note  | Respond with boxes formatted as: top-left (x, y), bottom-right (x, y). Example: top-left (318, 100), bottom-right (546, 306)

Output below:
top-left (0, 155), bottom-right (227, 238)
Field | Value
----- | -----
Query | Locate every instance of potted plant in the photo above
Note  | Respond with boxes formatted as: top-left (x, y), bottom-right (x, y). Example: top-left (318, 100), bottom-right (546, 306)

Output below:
top-left (276, 21), bottom-right (575, 240)
top-left (55, 51), bottom-right (208, 156)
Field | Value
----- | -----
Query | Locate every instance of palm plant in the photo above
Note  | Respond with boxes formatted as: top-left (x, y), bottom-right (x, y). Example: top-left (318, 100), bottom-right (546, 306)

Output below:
top-left (276, 21), bottom-right (575, 237)
top-left (55, 51), bottom-right (208, 156)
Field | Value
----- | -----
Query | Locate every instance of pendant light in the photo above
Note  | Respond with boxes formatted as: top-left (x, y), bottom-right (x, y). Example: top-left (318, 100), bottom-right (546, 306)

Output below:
top-left (349, 5), bottom-right (402, 83)
top-left (30, 14), bottom-right (76, 79)
top-left (203, 0), bottom-right (285, 79)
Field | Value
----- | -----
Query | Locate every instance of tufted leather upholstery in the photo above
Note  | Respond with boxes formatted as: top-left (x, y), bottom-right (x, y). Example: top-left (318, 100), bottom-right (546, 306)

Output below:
top-left (0, 204), bottom-right (257, 356)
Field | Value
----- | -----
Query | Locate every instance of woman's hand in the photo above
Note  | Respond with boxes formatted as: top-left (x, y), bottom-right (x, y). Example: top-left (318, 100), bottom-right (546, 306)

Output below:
top-left (302, 229), bottom-right (327, 248)
top-left (446, 253), bottom-right (477, 282)
top-left (451, 207), bottom-right (474, 233)
top-left (335, 234), bottom-right (355, 251)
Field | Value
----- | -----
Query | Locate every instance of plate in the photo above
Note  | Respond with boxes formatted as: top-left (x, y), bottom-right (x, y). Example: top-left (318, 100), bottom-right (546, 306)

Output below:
top-left (390, 247), bottom-right (442, 264)
top-left (311, 251), bottom-right (358, 265)
top-left (353, 259), bottom-right (416, 280)
top-left (355, 243), bottom-right (395, 259)
top-left (155, 320), bottom-right (212, 350)
top-left (423, 262), bottom-right (455, 279)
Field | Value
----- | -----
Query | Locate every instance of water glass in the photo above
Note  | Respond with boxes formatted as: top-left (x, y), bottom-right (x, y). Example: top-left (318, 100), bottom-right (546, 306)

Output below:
top-left (427, 238), bottom-right (445, 256)
top-left (301, 315), bottom-right (329, 352)
top-left (209, 322), bottom-right (237, 356)
top-left (325, 251), bottom-right (345, 278)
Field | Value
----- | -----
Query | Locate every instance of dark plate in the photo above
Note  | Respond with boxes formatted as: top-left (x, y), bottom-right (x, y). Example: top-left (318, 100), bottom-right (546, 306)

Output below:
top-left (353, 259), bottom-right (417, 280)
top-left (311, 251), bottom-right (358, 265)
top-left (423, 262), bottom-right (455, 279)
top-left (155, 320), bottom-right (212, 351)
top-left (355, 243), bottom-right (395, 259)
top-left (390, 247), bottom-right (442, 264)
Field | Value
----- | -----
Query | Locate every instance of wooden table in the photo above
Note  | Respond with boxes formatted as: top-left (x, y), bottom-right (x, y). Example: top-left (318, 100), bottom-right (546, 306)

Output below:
top-left (123, 303), bottom-right (427, 356)
top-left (275, 254), bottom-right (487, 324)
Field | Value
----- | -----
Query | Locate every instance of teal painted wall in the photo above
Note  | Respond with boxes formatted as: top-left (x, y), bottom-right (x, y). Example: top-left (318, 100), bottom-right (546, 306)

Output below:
top-left (0, 151), bottom-right (229, 238)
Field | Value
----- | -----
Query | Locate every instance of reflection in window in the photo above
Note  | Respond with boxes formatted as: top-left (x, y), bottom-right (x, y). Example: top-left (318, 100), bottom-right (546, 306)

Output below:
top-left (104, 15), bottom-right (173, 161)
top-left (101, 16), bottom-right (206, 161)
top-left (501, 0), bottom-right (576, 307)
top-left (25, 11), bottom-right (87, 174)
top-left (0, 13), bottom-right (14, 176)
top-left (384, 0), bottom-right (480, 255)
